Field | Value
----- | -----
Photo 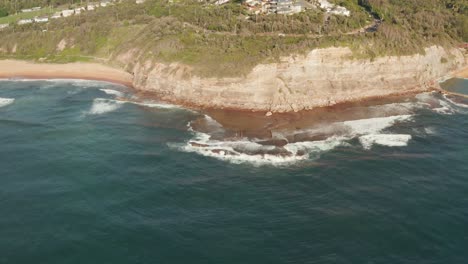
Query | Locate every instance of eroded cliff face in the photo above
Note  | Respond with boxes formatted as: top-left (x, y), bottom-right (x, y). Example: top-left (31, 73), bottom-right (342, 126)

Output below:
top-left (131, 46), bottom-right (465, 112)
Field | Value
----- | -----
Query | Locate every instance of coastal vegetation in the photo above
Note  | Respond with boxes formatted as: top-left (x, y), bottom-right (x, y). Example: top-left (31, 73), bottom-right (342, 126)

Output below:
top-left (0, 0), bottom-right (466, 77)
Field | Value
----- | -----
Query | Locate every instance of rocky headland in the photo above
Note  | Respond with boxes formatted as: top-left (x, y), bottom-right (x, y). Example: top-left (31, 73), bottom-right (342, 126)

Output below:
top-left (1, 45), bottom-right (466, 112)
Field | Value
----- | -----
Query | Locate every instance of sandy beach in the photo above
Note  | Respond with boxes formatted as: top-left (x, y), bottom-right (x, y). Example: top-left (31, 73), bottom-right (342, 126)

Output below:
top-left (454, 66), bottom-right (468, 78)
top-left (0, 60), bottom-right (133, 87)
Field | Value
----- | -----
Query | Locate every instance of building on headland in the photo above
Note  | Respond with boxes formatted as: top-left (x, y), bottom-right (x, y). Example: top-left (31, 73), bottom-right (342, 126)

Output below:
top-left (74, 7), bottom-right (86, 15)
top-left (34, 17), bottom-right (49, 23)
top-left (18, 19), bottom-right (34, 25)
top-left (61, 9), bottom-right (75, 17)
top-left (215, 0), bottom-right (230, 5)
top-left (136, 0), bottom-right (146, 4)
top-left (315, 0), bottom-right (350, 16)
top-left (269, 0), bottom-right (301, 14)
top-left (243, 0), bottom-right (349, 16)
top-left (87, 4), bottom-right (98, 10)
top-left (244, 0), bottom-right (302, 15)
top-left (100, 0), bottom-right (112, 7)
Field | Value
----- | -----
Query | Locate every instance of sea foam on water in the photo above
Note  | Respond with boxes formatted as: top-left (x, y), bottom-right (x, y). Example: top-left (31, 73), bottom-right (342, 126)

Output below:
top-left (100, 88), bottom-right (124, 97)
top-left (0, 97), bottom-right (15, 108)
top-left (87, 98), bottom-right (124, 115)
top-left (174, 111), bottom-right (416, 166)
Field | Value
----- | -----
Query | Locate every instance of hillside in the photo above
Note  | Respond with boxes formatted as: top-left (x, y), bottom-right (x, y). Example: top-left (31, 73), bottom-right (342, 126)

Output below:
top-left (0, 0), bottom-right (467, 77)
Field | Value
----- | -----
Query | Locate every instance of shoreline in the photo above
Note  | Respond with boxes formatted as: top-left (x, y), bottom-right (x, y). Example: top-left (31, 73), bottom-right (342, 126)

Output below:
top-left (1, 59), bottom-right (466, 114)
top-left (0, 60), bottom-right (134, 88)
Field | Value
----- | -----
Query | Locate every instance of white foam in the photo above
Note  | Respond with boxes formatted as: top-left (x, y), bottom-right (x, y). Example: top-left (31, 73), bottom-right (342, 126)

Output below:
top-left (87, 98), bottom-right (124, 115)
top-left (284, 137), bottom-right (348, 155)
top-left (174, 113), bottom-right (416, 165)
top-left (342, 115), bottom-right (413, 135)
top-left (129, 100), bottom-right (186, 110)
top-left (443, 94), bottom-right (468, 109)
top-left (433, 99), bottom-right (454, 115)
top-left (424, 127), bottom-right (436, 135)
top-left (100, 89), bottom-right (124, 97)
top-left (0, 97), bottom-right (14, 108)
top-left (201, 114), bottom-right (225, 131)
top-left (172, 141), bottom-right (303, 166)
top-left (359, 134), bottom-right (412, 150)
top-left (97, 97), bottom-right (190, 111)
top-left (170, 129), bottom-right (350, 166)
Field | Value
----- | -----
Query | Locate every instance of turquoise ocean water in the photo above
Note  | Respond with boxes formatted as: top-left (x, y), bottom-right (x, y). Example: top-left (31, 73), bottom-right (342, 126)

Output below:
top-left (0, 79), bottom-right (467, 263)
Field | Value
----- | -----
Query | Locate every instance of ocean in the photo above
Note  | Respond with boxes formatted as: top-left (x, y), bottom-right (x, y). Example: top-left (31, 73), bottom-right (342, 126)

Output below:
top-left (0, 79), bottom-right (467, 263)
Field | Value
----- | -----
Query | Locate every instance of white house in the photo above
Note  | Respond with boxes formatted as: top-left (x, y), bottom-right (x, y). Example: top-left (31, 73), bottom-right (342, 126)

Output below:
top-left (215, 0), bottom-right (230, 5)
top-left (18, 19), bottom-right (33, 25)
top-left (61, 9), bottom-right (75, 17)
top-left (100, 1), bottom-right (112, 7)
top-left (317, 0), bottom-right (350, 16)
top-left (74, 7), bottom-right (85, 14)
top-left (0, 24), bottom-right (9, 30)
top-left (34, 17), bottom-right (49, 23)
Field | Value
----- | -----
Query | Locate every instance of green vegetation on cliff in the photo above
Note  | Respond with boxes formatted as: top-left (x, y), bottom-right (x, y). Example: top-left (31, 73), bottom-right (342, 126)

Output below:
top-left (0, 0), bottom-right (466, 77)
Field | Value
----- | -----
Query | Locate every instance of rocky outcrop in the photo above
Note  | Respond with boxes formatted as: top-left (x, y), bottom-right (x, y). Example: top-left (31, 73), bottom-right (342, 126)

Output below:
top-left (132, 46), bottom-right (465, 112)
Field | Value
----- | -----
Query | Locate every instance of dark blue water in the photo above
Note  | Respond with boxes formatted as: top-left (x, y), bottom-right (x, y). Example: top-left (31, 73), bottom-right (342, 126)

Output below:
top-left (1, 79), bottom-right (468, 264)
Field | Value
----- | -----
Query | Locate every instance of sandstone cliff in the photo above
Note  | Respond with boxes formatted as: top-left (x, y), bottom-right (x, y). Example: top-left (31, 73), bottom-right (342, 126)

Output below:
top-left (130, 46), bottom-right (465, 112)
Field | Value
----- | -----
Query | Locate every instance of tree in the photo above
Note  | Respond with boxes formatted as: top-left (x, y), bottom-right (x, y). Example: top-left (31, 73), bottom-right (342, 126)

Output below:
top-left (0, 7), bottom-right (8, 17)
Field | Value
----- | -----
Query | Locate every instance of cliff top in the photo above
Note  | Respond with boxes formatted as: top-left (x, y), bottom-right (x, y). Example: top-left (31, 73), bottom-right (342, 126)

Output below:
top-left (0, 0), bottom-right (467, 77)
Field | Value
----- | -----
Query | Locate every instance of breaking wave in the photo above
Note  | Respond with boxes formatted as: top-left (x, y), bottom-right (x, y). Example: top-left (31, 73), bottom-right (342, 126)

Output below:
top-left (342, 115), bottom-right (413, 135)
top-left (416, 92), bottom-right (468, 114)
top-left (359, 134), bottom-right (412, 150)
top-left (85, 97), bottom-right (189, 116)
top-left (433, 99), bottom-right (455, 115)
top-left (87, 98), bottom-right (124, 115)
top-left (170, 132), bottom-right (348, 166)
top-left (100, 89), bottom-right (124, 97)
top-left (443, 94), bottom-right (468, 109)
top-left (0, 97), bottom-right (15, 108)
top-left (171, 113), bottom-right (415, 166)
top-left (131, 101), bottom-right (185, 110)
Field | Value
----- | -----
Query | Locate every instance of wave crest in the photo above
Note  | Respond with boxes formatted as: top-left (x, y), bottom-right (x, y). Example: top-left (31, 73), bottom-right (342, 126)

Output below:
top-left (172, 112), bottom-right (415, 165)
top-left (100, 89), bottom-right (124, 97)
top-left (0, 97), bottom-right (15, 108)
top-left (359, 134), bottom-right (412, 150)
top-left (87, 98), bottom-right (124, 115)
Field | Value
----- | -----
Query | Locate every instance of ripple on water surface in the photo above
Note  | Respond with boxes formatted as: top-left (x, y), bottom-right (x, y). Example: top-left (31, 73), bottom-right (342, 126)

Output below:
top-left (0, 79), bottom-right (468, 264)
